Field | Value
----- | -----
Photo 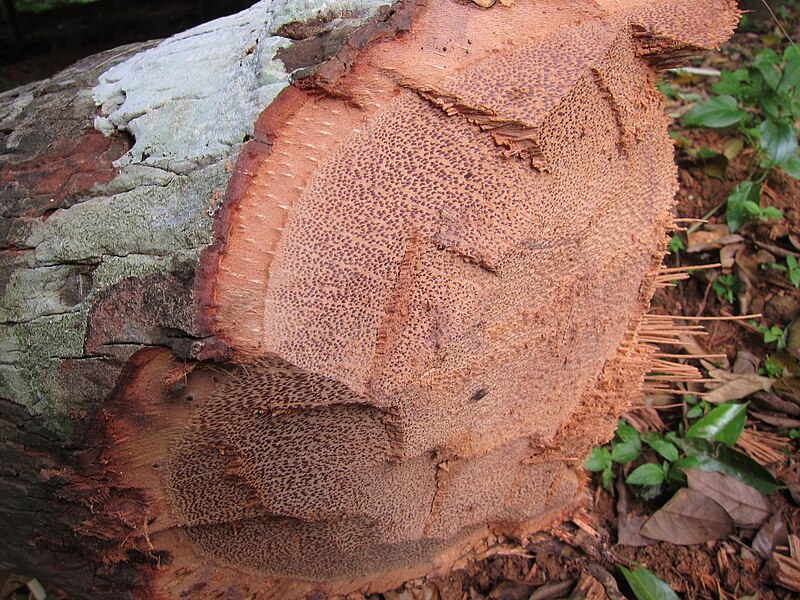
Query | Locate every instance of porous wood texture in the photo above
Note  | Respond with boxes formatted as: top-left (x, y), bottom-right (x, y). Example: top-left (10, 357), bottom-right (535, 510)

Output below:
top-left (0, 0), bottom-right (738, 598)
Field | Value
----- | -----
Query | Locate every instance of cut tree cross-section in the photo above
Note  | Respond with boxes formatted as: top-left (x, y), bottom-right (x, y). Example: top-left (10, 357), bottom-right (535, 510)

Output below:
top-left (0, 0), bottom-right (739, 598)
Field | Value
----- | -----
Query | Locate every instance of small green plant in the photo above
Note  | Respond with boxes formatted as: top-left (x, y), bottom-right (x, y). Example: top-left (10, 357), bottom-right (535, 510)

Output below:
top-left (771, 255), bottom-right (800, 287)
top-left (758, 323), bottom-right (786, 345)
top-left (682, 46), bottom-right (800, 232)
top-left (761, 355), bottom-right (785, 378)
top-left (584, 419), bottom-right (642, 490)
top-left (583, 446), bottom-right (614, 490)
top-left (584, 402), bottom-right (779, 498)
top-left (667, 234), bottom-right (686, 253)
top-left (712, 273), bottom-right (739, 304)
top-left (725, 181), bottom-right (784, 232)
top-left (685, 393), bottom-right (709, 420)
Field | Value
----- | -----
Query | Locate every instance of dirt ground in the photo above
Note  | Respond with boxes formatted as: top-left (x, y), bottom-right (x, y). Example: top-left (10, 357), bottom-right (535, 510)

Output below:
top-left (2, 2), bottom-right (800, 600)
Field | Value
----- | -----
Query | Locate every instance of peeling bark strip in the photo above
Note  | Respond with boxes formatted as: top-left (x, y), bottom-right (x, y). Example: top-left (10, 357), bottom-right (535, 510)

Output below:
top-left (0, 0), bottom-right (740, 598)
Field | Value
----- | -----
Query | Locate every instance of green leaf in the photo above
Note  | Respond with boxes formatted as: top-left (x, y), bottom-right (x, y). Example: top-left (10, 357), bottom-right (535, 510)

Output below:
top-left (757, 88), bottom-right (783, 121)
top-left (601, 468), bottom-right (614, 491)
top-left (711, 70), bottom-right (747, 97)
top-left (645, 437), bottom-right (680, 462)
top-left (675, 437), bottom-right (781, 494)
top-left (754, 48), bottom-right (782, 90)
top-left (780, 46), bottom-right (800, 91)
top-left (667, 235), bottom-right (685, 253)
top-left (760, 120), bottom-right (799, 164)
top-left (742, 200), bottom-right (761, 215)
top-left (686, 402), bottom-right (747, 446)
top-left (779, 154), bottom-right (800, 179)
top-left (617, 419), bottom-right (641, 445)
top-left (620, 566), bottom-right (681, 600)
top-left (583, 447), bottom-right (611, 472)
top-left (612, 441), bottom-right (641, 464)
top-left (626, 463), bottom-right (667, 486)
top-left (762, 206), bottom-right (784, 220)
top-left (686, 403), bottom-right (705, 419)
top-left (726, 181), bottom-right (761, 232)
top-left (684, 95), bottom-right (746, 128)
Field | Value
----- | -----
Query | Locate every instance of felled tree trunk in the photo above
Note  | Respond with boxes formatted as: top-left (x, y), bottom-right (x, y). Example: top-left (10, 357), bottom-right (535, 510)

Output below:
top-left (0, 0), bottom-right (738, 598)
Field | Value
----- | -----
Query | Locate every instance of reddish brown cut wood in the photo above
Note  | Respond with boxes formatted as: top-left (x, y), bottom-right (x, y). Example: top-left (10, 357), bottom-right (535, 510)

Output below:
top-left (0, 0), bottom-right (739, 598)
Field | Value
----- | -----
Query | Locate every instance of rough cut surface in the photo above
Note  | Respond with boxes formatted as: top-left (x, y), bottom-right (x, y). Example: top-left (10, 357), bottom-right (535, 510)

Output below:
top-left (0, 0), bottom-right (739, 598)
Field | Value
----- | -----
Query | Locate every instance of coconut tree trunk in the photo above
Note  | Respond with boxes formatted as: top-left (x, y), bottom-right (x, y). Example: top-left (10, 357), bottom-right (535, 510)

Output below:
top-left (0, 0), bottom-right (739, 598)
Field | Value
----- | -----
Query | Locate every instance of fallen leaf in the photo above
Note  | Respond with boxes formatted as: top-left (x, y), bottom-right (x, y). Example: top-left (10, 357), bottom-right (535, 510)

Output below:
top-left (488, 581), bottom-right (534, 600)
top-left (735, 250), bottom-right (759, 314)
top-left (616, 477), bottom-right (658, 547)
top-left (750, 411), bottom-right (800, 428)
top-left (685, 468), bottom-right (772, 528)
top-left (527, 581), bottom-right (574, 600)
top-left (619, 566), bottom-right (680, 600)
top-left (705, 369), bottom-right (774, 403)
top-left (721, 242), bottom-right (745, 268)
top-left (751, 392), bottom-right (800, 416)
top-left (686, 229), bottom-right (737, 253)
top-left (753, 512), bottom-right (788, 558)
top-left (701, 152), bottom-right (729, 180)
top-left (675, 437), bottom-right (781, 494)
top-left (733, 350), bottom-right (759, 374)
top-left (722, 137), bottom-right (744, 160)
top-left (618, 512), bottom-right (658, 546)
top-left (786, 318), bottom-right (800, 361)
top-left (788, 483), bottom-right (800, 506)
top-left (640, 488), bottom-right (734, 544)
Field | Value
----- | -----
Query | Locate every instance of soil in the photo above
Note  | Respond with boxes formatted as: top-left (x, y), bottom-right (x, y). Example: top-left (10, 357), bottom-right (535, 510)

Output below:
top-left (2, 3), bottom-right (800, 600)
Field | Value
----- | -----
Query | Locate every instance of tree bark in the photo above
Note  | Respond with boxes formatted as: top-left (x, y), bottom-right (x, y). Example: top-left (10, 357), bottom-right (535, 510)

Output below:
top-left (0, 0), bottom-right (739, 598)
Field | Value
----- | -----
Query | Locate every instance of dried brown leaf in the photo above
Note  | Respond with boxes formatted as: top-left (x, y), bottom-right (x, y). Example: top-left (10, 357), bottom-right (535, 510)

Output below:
top-left (750, 410), bottom-right (800, 428)
top-left (640, 488), bottom-right (734, 545)
top-left (752, 511), bottom-right (789, 558)
top-left (788, 483), bottom-right (800, 506)
top-left (488, 581), bottom-right (534, 600)
top-left (527, 581), bottom-right (574, 600)
top-left (685, 468), bottom-right (772, 528)
top-left (752, 392), bottom-right (800, 416)
top-left (705, 369), bottom-right (774, 403)
top-left (615, 476), bottom-right (657, 547)
top-left (721, 242), bottom-right (745, 268)
top-left (786, 318), bottom-right (800, 361)
top-left (686, 230), bottom-right (741, 253)
top-left (733, 351), bottom-right (759, 375)
top-left (618, 513), bottom-right (658, 547)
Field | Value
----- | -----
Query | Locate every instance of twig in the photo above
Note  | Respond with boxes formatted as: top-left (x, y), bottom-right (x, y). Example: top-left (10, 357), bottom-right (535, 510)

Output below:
top-left (753, 239), bottom-right (800, 259)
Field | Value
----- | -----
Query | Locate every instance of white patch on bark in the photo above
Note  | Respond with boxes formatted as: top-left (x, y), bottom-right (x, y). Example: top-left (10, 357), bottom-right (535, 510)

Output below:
top-left (92, 0), bottom-right (389, 171)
